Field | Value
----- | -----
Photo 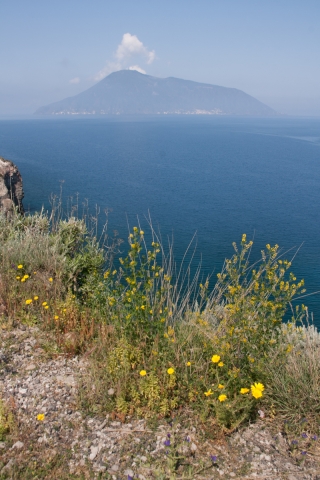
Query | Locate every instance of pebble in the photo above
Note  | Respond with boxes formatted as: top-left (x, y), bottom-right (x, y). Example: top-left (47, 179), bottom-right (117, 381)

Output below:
top-left (89, 446), bottom-right (99, 460)
top-left (11, 441), bottom-right (24, 449)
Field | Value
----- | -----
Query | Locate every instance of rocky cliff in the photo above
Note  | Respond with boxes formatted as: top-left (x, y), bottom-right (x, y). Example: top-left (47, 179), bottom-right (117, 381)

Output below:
top-left (0, 157), bottom-right (24, 215)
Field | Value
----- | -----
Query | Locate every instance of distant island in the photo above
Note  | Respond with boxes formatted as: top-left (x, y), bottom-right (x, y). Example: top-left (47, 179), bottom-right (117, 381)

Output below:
top-left (35, 70), bottom-right (276, 116)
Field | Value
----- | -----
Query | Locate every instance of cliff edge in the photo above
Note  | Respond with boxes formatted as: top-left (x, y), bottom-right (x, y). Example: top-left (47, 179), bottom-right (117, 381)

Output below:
top-left (0, 157), bottom-right (24, 215)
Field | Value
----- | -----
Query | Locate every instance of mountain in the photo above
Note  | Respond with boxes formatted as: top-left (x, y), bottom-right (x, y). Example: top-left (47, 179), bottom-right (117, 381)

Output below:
top-left (35, 70), bottom-right (276, 116)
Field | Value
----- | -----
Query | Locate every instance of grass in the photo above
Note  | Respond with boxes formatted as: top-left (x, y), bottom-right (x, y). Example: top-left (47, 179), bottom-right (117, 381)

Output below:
top-left (0, 205), bottom-right (319, 450)
top-left (0, 397), bottom-right (14, 441)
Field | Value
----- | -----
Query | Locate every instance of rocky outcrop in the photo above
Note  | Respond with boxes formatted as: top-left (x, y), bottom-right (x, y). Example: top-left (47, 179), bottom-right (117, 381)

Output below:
top-left (0, 157), bottom-right (24, 215)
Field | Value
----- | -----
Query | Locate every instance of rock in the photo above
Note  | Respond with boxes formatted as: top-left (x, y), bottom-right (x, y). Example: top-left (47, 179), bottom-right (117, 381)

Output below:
top-left (89, 445), bottom-right (99, 460)
top-left (12, 441), bottom-right (24, 449)
top-left (124, 469), bottom-right (134, 477)
top-left (0, 157), bottom-right (24, 216)
top-left (25, 363), bottom-right (36, 371)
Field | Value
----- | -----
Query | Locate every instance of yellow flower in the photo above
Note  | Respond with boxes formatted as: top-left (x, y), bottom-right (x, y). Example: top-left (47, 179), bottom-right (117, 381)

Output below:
top-left (16, 276), bottom-right (20, 280)
top-left (112, 270), bottom-right (117, 275)
top-left (25, 299), bottom-right (32, 305)
top-left (167, 367), bottom-right (175, 375)
top-left (54, 315), bottom-right (59, 320)
top-left (49, 277), bottom-right (53, 282)
top-left (251, 382), bottom-right (265, 399)
top-left (21, 278), bottom-right (26, 282)
top-left (253, 382), bottom-right (264, 392)
top-left (17, 264), bottom-right (23, 269)
top-left (186, 361), bottom-right (191, 366)
top-left (139, 370), bottom-right (147, 376)
top-left (218, 362), bottom-right (224, 367)
top-left (218, 384), bottom-right (224, 389)
top-left (240, 388), bottom-right (250, 394)
top-left (33, 271), bottom-right (37, 274)
top-left (204, 389), bottom-right (213, 396)
top-left (37, 413), bottom-right (45, 421)
top-left (211, 355), bottom-right (221, 363)
top-left (44, 305), bottom-right (49, 310)
top-left (42, 302), bottom-right (47, 306)
top-left (140, 230), bottom-right (144, 235)
top-left (218, 394), bottom-right (227, 402)
top-left (34, 296), bottom-right (39, 300)
top-left (24, 274), bottom-right (29, 279)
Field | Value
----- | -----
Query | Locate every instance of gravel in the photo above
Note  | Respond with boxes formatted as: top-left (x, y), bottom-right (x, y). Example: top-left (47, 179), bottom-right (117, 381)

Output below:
top-left (0, 325), bottom-right (319, 479)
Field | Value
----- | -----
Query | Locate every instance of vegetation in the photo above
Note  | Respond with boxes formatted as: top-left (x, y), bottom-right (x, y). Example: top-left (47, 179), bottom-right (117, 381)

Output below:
top-left (0, 207), bottom-right (319, 441)
top-left (0, 398), bottom-right (14, 441)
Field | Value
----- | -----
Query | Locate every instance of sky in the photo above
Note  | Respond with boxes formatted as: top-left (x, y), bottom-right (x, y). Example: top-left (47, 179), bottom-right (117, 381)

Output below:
top-left (0, 0), bottom-right (320, 116)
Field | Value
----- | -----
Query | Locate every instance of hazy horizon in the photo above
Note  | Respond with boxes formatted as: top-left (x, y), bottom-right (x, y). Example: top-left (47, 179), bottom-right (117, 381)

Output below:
top-left (1, 1), bottom-right (319, 116)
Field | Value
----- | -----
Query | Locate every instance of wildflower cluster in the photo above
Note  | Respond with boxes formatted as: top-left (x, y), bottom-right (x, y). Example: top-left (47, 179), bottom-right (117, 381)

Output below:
top-left (0, 210), bottom-right (313, 433)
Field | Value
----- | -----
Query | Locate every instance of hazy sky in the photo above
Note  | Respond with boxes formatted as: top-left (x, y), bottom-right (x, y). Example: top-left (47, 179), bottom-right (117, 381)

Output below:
top-left (1, 0), bottom-right (319, 115)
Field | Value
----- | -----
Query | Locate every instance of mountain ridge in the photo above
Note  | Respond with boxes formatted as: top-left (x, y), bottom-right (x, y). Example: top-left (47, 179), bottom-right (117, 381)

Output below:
top-left (35, 70), bottom-right (277, 116)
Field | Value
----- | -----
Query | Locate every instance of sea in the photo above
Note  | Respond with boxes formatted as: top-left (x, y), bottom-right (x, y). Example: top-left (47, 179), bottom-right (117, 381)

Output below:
top-left (0, 115), bottom-right (319, 326)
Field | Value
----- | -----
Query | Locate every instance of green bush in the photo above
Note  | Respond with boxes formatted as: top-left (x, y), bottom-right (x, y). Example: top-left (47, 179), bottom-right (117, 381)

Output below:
top-left (80, 231), bottom-right (307, 430)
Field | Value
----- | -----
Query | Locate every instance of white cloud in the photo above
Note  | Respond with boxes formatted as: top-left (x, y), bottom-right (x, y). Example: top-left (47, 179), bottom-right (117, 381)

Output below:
top-left (94, 33), bottom-right (155, 81)
top-left (116, 33), bottom-right (155, 64)
top-left (69, 77), bottom-right (80, 84)
top-left (94, 62), bottom-right (122, 82)
top-left (128, 65), bottom-right (146, 74)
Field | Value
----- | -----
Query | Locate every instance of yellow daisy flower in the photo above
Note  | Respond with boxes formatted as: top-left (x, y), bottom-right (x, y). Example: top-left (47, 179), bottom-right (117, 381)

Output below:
top-left (211, 355), bottom-right (221, 363)
top-left (240, 388), bottom-right (250, 394)
top-left (218, 394), bottom-right (227, 402)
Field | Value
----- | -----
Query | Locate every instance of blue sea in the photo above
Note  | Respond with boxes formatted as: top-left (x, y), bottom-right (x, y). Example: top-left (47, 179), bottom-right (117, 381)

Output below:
top-left (0, 116), bottom-right (319, 325)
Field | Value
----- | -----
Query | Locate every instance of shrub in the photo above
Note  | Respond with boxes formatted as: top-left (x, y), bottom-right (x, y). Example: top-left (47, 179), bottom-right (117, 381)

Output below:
top-left (80, 231), bottom-right (307, 430)
top-left (265, 323), bottom-right (320, 433)
top-left (1, 209), bottom-right (315, 432)
top-left (0, 210), bottom-right (113, 336)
